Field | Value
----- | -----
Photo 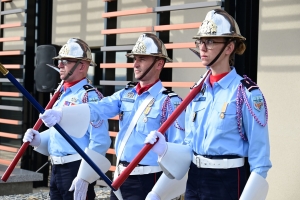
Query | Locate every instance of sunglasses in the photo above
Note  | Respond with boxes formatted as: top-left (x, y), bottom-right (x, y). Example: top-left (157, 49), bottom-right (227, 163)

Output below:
top-left (58, 59), bottom-right (82, 66)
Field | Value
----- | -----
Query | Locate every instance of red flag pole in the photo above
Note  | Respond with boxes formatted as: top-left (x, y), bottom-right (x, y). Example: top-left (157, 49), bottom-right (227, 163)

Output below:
top-left (111, 70), bottom-right (210, 190)
top-left (1, 80), bottom-right (64, 182)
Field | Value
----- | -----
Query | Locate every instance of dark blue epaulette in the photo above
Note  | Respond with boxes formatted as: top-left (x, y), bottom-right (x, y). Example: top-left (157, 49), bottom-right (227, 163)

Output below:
top-left (83, 84), bottom-right (96, 92)
top-left (125, 81), bottom-right (138, 90)
top-left (240, 77), bottom-right (259, 92)
top-left (162, 90), bottom-right (178, 98)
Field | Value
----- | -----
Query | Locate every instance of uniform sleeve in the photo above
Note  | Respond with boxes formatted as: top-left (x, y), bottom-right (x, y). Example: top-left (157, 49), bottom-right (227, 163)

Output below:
top-left (183, 102), bottom-right (193, 147)
top-left (87, 120), bottom-right (111, 156)
top-left (164, 96), bottom-right (185, 144)
top-left (242, 89), bottom-right (272, 178)
top-left (85, 91), bottom-right (111, 156)
top-left (89, 89), bottom-right (123, 122)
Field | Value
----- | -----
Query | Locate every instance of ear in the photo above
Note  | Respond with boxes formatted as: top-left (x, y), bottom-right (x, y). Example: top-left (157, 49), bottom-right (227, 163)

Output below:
top-left (79, 63), bottom-right (85, 71)
top-left (225, 41), bottom-right (235, 55)
top-left (156, 59), bottom-right (165, 70)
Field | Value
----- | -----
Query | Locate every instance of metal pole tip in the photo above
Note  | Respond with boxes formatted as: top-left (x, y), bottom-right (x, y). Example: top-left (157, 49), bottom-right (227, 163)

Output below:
top-left (0, 63), bottom-right (9, 75)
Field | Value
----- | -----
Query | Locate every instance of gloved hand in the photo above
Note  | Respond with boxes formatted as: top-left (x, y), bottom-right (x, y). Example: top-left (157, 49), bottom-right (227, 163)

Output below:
top-left (22, 129), bottom-right (41, 147)
top-left (146, 191), bottom-right (161, 200)
top-left (69, 177), bottom-right (89, 200)
top-left (39, 108), bottom-right (62, 127)
top-left (144, 130), bottom-right (167, 156)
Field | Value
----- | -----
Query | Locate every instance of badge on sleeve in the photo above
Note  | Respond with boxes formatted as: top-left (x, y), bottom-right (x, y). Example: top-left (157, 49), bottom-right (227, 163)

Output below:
top-left (89, 97), bottom-right (99, 102)
top-left (253, 95), bottom-right (264, 111)
top-left (71, 97), bottom-right (78, 102)
top-left (173, 101), bottom-right (180, 108)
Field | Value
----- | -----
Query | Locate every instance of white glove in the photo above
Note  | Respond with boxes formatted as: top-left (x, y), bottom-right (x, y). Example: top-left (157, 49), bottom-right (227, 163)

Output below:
top-left (69, 177), bottom-right (89, 200)
top-left (39, 108), bottom-right (62, 127)
top-left (144, 131), bottom-right (167, 156)
top-left (22, 129), bottom-right (41, 147)
top-left (146, 191), bottom-right (161, 200)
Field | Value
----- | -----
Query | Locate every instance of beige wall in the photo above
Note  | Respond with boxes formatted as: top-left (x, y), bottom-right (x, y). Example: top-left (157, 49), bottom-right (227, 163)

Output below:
top-left (116, 1), bottom-right (156, 45)
top-left (258, 0), bottom-right (300, 199)
top-left (2, 0), bottom-right (104, 49)
top-left (2, 0), bottom-right (26, 51)
top-left (52, 0), bottom-right (104, 46)
top-left (170, 0), bottom-right (219, 97)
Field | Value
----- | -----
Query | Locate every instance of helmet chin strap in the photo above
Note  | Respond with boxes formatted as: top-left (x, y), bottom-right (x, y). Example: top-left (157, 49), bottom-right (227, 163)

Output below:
top-left (63, 60), bottom-right (82, 81)
top-left (137, 58), bottom-right (157, 81)
top-left (207, 39), bottom-right (232, 67)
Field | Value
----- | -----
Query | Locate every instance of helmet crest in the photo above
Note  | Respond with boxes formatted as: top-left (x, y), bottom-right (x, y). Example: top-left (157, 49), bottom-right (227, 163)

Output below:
top-left (126, 33), bottom-right (172, 62)
top-left (199, 19), bottom-right (218, 36)
top-left (193, 9), bottom-right (245, 40)
top-left (53, 38), bottom-right (96, 66)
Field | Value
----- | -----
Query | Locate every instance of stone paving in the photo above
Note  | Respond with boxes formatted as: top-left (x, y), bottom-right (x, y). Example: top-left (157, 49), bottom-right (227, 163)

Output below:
top-left (0, 186), bottom-right (111, 200)
top-left (0, 187), bottom-right (183, 200)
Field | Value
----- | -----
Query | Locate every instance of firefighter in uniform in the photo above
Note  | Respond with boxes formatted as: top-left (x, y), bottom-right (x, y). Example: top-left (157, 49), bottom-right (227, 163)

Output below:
top-left (23, 38), bottom-right (111, 200)
top-left (38, 33), bottom-right (186, 200)
top-left (144, 9), bottom-right (272, 200)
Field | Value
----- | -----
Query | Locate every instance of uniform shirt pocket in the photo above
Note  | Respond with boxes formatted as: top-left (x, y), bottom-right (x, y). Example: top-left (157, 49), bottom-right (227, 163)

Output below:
top-left (136, 111), bottom-right (160, 135)
top-left (119, 102), bottom-right (134, 128)
top-left (190, 103), bottom-right (206, 129)
top-left (213, 102), bottom-right (237, 130)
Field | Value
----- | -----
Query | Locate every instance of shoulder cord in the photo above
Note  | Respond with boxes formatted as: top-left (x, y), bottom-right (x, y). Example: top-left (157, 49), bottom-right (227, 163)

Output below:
top-left (82, 87), bottom-right (104, 128)
top-left (236, 76), bottom-right (269, 141)
top-left (161, 96), bottom-right (185, 135)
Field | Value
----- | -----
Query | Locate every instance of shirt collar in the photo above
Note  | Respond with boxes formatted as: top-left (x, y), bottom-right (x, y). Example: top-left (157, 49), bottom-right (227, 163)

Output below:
top-left (132, 80), bottom-right (163, 97)
top-left (136, 79), bottom-right (159, 95)
top-left (205, 67), bottom-right (237, 89)
top-left (62, 79), bottom-right (89, 93)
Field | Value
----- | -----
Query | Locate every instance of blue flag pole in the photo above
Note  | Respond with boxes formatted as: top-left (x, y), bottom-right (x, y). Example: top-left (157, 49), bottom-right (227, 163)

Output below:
top-left (0, 63), bottom-right (114, 190)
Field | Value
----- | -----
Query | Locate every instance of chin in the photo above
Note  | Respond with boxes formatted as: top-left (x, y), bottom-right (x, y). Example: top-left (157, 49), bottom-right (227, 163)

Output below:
top-left (200, 61), bottom-right (209, 66)
top-left (134, 75), bottom-right (140, 80)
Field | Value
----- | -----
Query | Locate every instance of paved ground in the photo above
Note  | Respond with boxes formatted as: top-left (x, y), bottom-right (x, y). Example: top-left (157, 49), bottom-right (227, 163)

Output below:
top-left (0, 187), bottom-right (183, 200)
top-left (0, 186), bottom-right (111, 200)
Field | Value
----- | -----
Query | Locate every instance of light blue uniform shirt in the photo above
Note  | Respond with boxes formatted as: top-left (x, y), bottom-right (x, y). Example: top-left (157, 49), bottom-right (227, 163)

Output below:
top-left (89, 80), bottom-right (185, 166)
top-left (184, 68), bottom-right (272, 178)
top-left (45, 79), bottom-right (111, 157)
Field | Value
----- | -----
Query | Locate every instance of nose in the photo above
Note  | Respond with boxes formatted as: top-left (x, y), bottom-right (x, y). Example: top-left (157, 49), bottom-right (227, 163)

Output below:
top-left (58, 62), bottom-right (64, 68)
top-left (200, 42), bottom-right (207, 51)
top-left (133, 60), bottom-right (139, 68)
